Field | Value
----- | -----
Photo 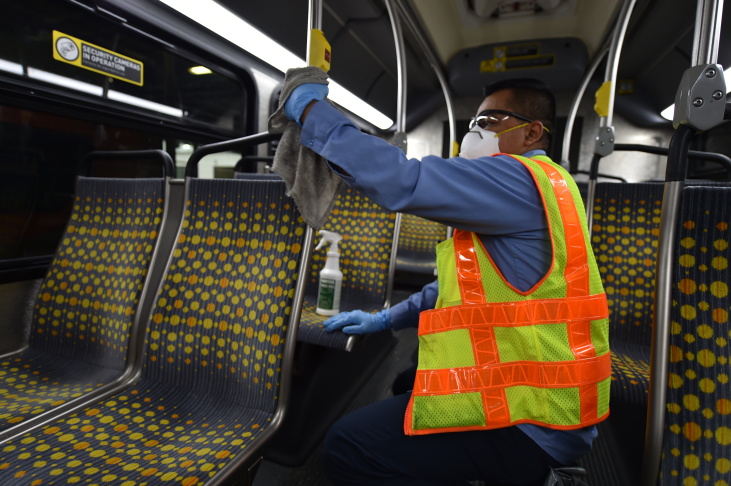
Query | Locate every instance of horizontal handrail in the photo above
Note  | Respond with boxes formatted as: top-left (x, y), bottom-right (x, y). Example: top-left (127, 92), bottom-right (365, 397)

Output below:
top-left (185, 131), bottom-right (282, 177)
top-left (570, 170), bottom-right (627, 183)
top-left (615, 143), bottom-right (731, 176)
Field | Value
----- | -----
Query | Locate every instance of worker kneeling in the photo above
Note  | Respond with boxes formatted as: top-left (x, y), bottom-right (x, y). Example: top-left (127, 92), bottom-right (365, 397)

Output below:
top-left (279, 69), bottom-right (609, 486)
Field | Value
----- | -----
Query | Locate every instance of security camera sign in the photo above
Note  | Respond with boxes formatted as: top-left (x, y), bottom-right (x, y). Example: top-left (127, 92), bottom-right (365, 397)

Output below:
top-left (52, 30), bottom-right (143, 86)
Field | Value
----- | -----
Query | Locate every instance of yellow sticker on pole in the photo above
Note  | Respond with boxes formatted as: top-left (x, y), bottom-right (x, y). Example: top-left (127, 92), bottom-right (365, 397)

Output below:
top-left (594, 81), bottom-right (612, 117)
top-left (52, 30), bottom-right (144, 86)
top-left (308, 29), bottom-right (331, 72)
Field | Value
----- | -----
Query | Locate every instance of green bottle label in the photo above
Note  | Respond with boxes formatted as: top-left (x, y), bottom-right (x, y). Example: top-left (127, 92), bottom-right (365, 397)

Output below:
top-left (318, 278), bottom-right (337, 309)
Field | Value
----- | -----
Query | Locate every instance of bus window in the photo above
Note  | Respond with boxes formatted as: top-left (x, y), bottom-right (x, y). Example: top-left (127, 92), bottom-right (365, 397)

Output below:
top-left (0, 0), bottom-right (247, 134)
top-left (0, 0), bottom-right (255, 262)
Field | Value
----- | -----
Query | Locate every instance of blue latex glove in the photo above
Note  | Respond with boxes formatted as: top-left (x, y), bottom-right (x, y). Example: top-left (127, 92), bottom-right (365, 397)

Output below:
top-left (322, 310), bottom-right (391, 335)
top-left (284, 83), bottom-right (329, 126)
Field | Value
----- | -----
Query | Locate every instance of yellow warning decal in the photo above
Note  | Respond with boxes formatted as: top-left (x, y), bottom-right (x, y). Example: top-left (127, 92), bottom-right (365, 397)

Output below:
top-left (52, 30), bottom-right (144, 86)
top-left (480, 44), bottom-right (554, 73)
top-left (594, 81), bottom-right (612, 117)
top-left (308, 29), bottom-right (332, 72)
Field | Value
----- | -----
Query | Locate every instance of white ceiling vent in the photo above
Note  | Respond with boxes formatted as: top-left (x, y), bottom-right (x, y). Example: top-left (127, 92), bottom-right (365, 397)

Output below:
top-left (467, 0), bottom-right (575, 19)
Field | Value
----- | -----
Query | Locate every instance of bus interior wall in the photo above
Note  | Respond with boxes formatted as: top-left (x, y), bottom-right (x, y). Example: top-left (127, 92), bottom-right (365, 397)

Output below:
top-left (2, 1), bottom-right (731, 485)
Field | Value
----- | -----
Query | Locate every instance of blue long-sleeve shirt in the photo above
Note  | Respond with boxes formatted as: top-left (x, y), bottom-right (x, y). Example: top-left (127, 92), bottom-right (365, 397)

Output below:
top-left (301, 100), bottom-right (597, 464)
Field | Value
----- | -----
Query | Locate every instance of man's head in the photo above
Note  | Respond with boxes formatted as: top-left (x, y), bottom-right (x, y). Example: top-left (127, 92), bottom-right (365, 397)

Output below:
top-left (472, 78), bottom-right (555, 155)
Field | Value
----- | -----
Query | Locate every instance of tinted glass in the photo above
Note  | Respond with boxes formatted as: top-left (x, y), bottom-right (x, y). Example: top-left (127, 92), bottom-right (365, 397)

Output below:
top-left (0, 0), bottom-right (245, 132)
top-left (0, 0), bottom-right (251, 260)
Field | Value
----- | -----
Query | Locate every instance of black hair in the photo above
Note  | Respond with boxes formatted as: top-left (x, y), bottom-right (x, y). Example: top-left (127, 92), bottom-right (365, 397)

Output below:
top-left (482, 78), bottom-right (556, 149)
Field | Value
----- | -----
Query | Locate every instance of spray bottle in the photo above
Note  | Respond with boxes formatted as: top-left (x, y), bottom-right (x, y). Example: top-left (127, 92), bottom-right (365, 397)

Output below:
top-left (315, 230), bottom-right (343, 316)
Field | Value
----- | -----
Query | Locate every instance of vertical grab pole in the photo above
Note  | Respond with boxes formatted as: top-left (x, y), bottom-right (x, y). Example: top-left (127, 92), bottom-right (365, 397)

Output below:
top-left (692, 0), bottom-right (723, 65)
top-left (385, 0), bottom-right (407, 137)
top-left (641, 2), bottom-right (725, 485)
top-left (383, 0), bottom-right (406, 308)
top-left (302, 0), bottom-right (321, 308)
top-left (306, 0), bottom-right (331, 72)
top-left (393, 0), bottom-right (457, 157)
top-left (560, 42), bottom-right (609, 168)
top-left (585, 0), bottom-right (637, 225)
top-left (640, 126), bottom-right (692, 486)
top-left (596, 0), bottom-right (636, 131)
top-left (564, 42), bottom-right (607, 229)
top-left (307, 0), bottom-right (322, 57)
top-left (392, 0), bottom-right (456, 239)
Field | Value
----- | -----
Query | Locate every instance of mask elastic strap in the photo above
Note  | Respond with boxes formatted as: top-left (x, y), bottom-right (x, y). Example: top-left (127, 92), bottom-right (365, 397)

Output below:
top-left (494, 122), bottom-right (529, 137)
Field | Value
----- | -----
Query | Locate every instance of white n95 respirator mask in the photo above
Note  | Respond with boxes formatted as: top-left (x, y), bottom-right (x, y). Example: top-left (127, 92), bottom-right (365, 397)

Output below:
top-left (459, 127), bottom-right (500, 159)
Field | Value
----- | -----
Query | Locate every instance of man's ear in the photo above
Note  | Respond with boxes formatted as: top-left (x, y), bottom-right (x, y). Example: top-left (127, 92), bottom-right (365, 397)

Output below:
top-left (525, 121), bottom-right (545, 146)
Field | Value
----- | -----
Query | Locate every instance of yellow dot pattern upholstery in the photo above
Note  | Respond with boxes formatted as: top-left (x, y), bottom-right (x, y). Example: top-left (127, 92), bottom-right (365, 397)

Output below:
top-left (0, 177), bottom-right (164, 430)
top-left (592, 182), bottom-right (663, 404)
top-left (660, 186), bottom-right (731, 485)
top-left (298, 185), bottom-right (397, 350)
top-left (394, 213), bottom-right (447, 274)
top-left (0, 179), bottom-right (306, 485)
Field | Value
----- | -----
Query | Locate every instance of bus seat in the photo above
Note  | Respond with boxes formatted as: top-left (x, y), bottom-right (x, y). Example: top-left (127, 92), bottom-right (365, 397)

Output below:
top-left (394, 213), bottom-right (448, 275)
top-left (658, 185), bottom-right (731, 484)
top-left (296, 185), bottom-right (398, 351)
top-left (0, 176), bottom-right (167, 434)
top-left (0, 178), bottom-right (309, 485)
top-left (591, 182), bottom-right (664, 404)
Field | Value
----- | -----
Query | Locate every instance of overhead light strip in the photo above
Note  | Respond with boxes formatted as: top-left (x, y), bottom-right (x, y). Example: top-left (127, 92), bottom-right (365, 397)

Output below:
top-left (0, 59), bottom-right (24, 76)
top-left (108, 90), bottom-right (184, 117)
top-left (28, 67), bottom-right (104, 96)
top-left (157, 0), bottom-right (394, 130)
top-left (21, 66), bottom-right (183, 117)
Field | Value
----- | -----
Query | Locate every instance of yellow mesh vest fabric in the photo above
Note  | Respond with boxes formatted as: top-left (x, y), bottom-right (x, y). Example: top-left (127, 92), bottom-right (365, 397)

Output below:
top-left (407, 155), bottom-right (610, 435)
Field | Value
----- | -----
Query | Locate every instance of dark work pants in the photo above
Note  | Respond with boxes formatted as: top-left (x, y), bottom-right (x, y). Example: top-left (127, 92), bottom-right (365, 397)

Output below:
top-left (322, 392), bottom-right (562, 486)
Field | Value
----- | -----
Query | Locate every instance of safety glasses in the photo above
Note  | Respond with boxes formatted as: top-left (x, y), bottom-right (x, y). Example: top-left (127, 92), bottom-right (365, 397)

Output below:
top-left (468, 109), bottom-right (539, 131)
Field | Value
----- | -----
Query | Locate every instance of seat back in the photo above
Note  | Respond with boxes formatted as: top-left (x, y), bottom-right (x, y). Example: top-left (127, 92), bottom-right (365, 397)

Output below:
top-left (141, 178), bottom-right (307, 410)
top-left (659, 185), bottom-right (731, 484)
top-left (394, 213), bottom-right (447, 274)
top-left (591, 182), bottom-right (664, 343)
top-left (297, 185), bottom-right (397, 349)
top-left (591, 182), bottom-right (664, 405)
top-left (28, 177), bottom-right (165, 370)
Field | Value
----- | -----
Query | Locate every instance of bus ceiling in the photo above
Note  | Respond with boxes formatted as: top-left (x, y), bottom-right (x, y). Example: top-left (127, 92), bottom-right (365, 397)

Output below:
top-left (212, 0), bottom-right (731, 130)
top-left (14, 0), bottom-right (730, 132)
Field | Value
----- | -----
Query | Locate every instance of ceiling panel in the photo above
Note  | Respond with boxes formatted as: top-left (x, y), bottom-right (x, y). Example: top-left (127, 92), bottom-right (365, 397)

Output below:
top-left (213, 0), bottom-right (729, 129)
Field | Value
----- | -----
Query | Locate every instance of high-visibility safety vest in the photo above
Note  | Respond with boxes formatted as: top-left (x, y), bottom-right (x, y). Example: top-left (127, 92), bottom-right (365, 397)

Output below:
top-left (404, 154), bottom-right (610, 435)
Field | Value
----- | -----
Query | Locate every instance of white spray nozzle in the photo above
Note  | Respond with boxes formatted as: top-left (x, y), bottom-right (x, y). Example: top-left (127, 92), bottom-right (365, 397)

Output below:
top-left (315, 230), bottom-right (342, 253)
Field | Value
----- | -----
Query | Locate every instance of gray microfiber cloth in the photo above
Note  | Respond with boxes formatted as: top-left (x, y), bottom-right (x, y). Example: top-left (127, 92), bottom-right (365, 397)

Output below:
top-left (268, 66), bottom-right (343, 229)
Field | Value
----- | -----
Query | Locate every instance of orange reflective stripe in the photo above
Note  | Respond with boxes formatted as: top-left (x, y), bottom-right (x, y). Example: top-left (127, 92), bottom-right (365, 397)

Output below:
top-left (470, 327), bottom-right (500, 366)
top-left (568, 318), bottom-right (598, 422)
top-left (418, 293), bottom-right (609, 335)
top-left (453, 229), bottom-right (485, 305)
top-left (409, 156), bottom-right (610, 434)
top-left (483, 389), bottom-right (510, 426)
top-left (522, 157), bottom-right (599, 422)
top-left (527, 157), bottom-right (590, 297)
top-left (412, 352), bottom-right (611, 396)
